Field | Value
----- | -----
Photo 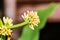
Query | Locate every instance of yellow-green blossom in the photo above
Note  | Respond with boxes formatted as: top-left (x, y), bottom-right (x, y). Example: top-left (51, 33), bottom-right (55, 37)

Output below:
top-left (0, 26), bottom-right (12, 36)
top-left (22, 10), bottom-right (40, 30)
top-left (3, 17), bottom-right (13, 26)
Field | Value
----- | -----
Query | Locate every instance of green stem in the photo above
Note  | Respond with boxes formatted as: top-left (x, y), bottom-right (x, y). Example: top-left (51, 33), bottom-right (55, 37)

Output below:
top-left (7, 20), bottom-right (29, 29)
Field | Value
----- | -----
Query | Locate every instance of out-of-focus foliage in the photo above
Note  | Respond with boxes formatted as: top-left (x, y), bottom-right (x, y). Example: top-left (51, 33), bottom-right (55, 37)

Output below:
top-left (19, 3), bottom-right (56, 40)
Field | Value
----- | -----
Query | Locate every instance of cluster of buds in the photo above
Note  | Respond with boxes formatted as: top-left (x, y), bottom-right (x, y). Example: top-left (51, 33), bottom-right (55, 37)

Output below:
top-left (22, 10), bottom-right (40, 30)
top-left (0, 26), bottom-right (12, 36)
top-left (0, 17), bottom-right (13, 40)
top-left (3, 17), bottom-right (13, 26)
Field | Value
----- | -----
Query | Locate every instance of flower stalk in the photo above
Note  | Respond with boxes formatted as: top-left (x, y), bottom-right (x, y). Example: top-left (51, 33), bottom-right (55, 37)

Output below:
top-left (7, 19), bottom-right (29, 29)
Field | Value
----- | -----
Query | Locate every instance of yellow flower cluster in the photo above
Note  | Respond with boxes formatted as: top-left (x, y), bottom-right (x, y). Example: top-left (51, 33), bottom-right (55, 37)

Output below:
top-left (22, 11), bottom-right (40, 30)
top-left (0, 26), bottom-right (12, 36)
top-left (3, 17), bottom-right (13, 26)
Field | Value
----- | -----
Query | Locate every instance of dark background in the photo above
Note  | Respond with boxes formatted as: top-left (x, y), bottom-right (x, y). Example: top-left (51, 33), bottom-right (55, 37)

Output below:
top-left (0, 0), bottom-right (4, 19)
top-left (40, 22), bottom-right (60, 40)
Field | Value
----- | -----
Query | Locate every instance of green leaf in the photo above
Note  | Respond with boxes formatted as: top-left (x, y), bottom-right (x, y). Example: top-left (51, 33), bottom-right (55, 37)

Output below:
top-left (0, 19), bottom-right (3, 27)
top-left (18, 25), bottom-right (39, 40)
top-left (37, 3), bottom-right (56, 29)
top-left (37, 3), bottom-right (56, 18)
top-left (18, 3), bottom-right (56, 40)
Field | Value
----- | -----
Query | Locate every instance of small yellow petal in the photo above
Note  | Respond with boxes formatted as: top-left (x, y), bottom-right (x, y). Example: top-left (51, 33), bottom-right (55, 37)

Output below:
top-left (3, 17), bottom-right (13, 26)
